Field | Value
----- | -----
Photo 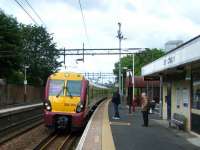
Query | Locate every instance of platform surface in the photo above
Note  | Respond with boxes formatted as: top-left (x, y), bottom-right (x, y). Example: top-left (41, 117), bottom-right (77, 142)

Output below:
top-left (0, 103), bottom-right (42, 114)
top-left (76, 100), bottom-right (115, 150)
top-left (109, 102), bottom-right (200, 150)
top-left (77, 100), bottom-right (200, 150)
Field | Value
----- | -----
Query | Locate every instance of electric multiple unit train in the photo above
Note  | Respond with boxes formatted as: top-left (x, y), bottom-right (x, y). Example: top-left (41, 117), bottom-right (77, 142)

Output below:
top-left (43, 72), bottom-right (109, 130)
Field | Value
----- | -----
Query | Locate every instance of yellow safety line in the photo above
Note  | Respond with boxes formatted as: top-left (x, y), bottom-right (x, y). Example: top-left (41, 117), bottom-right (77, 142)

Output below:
top-left (102, 100), bottom-right (115, 150)
top-left (57, 134), bottom-right (71, 150)
top-left (40, 133), bottom-right (58, 150)
top-left (76, 101), bottom-right (106, 150)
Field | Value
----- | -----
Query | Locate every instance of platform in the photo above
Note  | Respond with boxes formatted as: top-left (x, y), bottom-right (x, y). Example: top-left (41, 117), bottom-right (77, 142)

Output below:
top-left (77, 99), bottom-right (200, 150)
top-left (76, 99), bottom-right (115, 150)
top-left (0, 103), bottom-right (42, 115)
top-left (0, 102), bottom-right (43, 144)
top-left (109, 103), bottom-right (200, 150)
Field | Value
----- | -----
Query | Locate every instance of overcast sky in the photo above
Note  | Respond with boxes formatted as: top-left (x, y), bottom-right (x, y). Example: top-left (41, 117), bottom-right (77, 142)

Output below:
top-left (1, 0), bottom-right (200, 74)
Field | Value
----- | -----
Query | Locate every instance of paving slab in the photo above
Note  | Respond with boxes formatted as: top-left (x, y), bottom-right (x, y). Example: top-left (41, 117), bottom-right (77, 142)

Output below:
top-left (76, 100), bottom-right (115, 150)
top-left (109, 102), bottom-right (200, 150)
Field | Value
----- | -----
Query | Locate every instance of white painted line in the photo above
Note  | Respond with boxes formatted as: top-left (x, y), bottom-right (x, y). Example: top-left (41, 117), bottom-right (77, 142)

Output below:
top-left (76, 102), bottom-right (104, 150)
top-left (190, 131), bottom-right (200, 138)
top-left (0, 103), bottom-right (42, 114)
top-left (187, 137), bottom-right (200, 147)
top-left (110, 121), bottom-right (131, 126)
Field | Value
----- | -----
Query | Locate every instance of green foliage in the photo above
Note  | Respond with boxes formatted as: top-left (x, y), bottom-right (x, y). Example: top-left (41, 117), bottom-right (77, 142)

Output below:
top-left (0, 10), bottom-right (61, 85)
top-left (20, 25), bottom-right (61, 85)
top-left (113, 48), bottom-right (165, 78)
top-left (0, 10), bottom-right (23, 80)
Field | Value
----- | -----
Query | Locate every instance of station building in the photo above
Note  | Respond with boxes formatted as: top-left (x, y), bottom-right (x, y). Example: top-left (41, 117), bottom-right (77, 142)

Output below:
top-left (141, 35), bottom-right (200, 135)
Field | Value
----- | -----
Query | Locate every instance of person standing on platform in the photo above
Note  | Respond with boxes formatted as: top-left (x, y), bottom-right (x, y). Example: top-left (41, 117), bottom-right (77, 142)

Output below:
top-left (112, 89), bottom-right (121, 119)
top-left (141, 92), bottom-right (149, 127)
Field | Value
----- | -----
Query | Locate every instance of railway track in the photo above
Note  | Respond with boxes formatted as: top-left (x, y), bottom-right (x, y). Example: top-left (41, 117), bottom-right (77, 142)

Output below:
top-left (0, 115), bottom-right (43, 144)
top-left (35, 132), bottom-right (79, 150)
top-left (0, 103), bottom-right (43, 144)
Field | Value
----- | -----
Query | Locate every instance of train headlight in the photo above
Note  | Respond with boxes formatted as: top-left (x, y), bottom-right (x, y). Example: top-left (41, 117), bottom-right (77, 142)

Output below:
top-left (43, 100), bottom-right (52, 111)
top-left (76, 101), bottom-right (84, 113)
top-left (46, 105), bottom-right (51, 111)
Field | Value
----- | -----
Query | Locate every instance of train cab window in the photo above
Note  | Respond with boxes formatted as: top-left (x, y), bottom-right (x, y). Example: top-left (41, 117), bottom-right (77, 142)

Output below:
top-left (66, 80), bottom-right (82, 96)
top-left (49, 80), bottom-right (65, 96)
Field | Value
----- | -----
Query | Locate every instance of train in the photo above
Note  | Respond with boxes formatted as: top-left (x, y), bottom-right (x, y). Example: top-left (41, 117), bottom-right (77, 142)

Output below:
top-left (43, 72), bottom-right (110, 130)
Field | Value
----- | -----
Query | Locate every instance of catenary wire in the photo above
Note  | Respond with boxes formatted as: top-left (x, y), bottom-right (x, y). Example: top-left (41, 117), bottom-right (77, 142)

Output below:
top-left (78, 0), bottom-right (90, 46)
top-left (23, 0), bottom-right (46, 26)
top-left (13, 0), bottom-right (39, 25)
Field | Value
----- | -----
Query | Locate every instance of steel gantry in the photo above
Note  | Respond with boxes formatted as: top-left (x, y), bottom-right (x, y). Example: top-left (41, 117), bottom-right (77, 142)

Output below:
top-left (59, 48), bottom-right (145, 56)
top-left (59, 47), bottom-right (146, 96)
top-left (81, 72), bottom-right (116, 85)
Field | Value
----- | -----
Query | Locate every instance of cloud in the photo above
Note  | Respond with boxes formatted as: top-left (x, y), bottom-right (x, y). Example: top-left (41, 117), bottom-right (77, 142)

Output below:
top-left (1, 0), bottom-right (200, 74)
top-left (54, 0), bottom-right (109, 11)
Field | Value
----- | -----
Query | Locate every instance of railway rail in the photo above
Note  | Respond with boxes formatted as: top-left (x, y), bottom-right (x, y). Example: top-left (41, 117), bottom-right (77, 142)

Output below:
top-left (0, 104), bottom-right (43, 144)
top-left (35, 97), bottom-right (107, 150)
top-left (35, 132), bottom-right (79, 150)
top-left (0, 116), bottom-right (43, 144)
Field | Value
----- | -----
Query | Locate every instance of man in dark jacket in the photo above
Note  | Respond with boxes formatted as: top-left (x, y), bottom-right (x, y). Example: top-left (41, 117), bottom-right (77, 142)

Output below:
top-left (112, 89), bottom-right (121, 119)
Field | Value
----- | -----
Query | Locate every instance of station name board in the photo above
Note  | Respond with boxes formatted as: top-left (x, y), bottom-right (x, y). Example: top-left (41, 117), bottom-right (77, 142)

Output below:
top-left (142, 37), bottom-right (200, 76)
top-left (163, 55), bottom-right (176, 66)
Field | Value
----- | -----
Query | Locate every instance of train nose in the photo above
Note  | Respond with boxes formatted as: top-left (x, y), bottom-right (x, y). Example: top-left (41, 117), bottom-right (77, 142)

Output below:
top-left (56, 116), bottom-right (69, 129)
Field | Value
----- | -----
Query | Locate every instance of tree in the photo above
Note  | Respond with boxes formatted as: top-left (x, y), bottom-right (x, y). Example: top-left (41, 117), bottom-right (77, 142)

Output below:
top-left (0, 10), bottom-right (24, 83)
top-left (20, 25), bottom-right (61, 85)
top-left (113, 48), bottom-right (165, 79)
top-left (0, 10), bottom-right (61, 85)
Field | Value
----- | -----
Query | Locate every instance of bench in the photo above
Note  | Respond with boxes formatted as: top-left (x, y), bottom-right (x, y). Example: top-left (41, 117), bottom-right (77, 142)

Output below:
top-left (169, 113), bottom-right (186, 130)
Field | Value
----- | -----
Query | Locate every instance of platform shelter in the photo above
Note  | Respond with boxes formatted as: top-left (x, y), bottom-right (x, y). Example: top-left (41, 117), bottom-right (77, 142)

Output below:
top-left (142, 35), bottom-right (200, 135)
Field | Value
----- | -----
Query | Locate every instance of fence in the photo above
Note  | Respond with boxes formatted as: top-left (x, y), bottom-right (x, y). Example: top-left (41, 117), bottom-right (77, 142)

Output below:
top-left (0, 82), bottom-right (44, 106)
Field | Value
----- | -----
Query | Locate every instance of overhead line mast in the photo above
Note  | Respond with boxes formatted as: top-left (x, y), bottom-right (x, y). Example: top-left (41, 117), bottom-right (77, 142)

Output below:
top-left (117, 22), bottom-right (126, 96)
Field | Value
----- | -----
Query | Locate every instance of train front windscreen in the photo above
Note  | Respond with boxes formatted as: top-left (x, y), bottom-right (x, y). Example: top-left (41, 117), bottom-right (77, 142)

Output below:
top-left (47, 79), bottom-right (82, 113)
top-left (49, 80), bottom-right (65, 96)
top-left (66, 80), bottom-right (82, 97)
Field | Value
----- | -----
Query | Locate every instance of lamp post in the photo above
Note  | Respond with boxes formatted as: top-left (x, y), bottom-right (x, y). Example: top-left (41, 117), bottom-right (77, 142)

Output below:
top-left (122, 67), bottom-right (128, 97)
top-left (24, 65), bottom-right (29, 102)
top-left (117, 22), bottom-right (126, 97)
top-left (127, 69), bottom-right (133, 114)
top-left (117, 22), bottom-right (122, 96)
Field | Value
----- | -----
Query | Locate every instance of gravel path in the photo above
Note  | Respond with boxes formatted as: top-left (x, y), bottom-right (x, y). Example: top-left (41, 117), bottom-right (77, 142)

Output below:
top-left (0, 124), bottom-right (53, 150)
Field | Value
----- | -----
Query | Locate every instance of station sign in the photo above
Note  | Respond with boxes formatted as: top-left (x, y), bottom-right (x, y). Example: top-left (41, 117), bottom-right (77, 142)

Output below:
top-left (142, 37), bottom-right (200, 76)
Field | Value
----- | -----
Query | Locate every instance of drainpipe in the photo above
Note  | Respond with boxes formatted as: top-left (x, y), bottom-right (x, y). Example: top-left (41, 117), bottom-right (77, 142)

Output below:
top-left (159, 75), bottom-right (163, 118)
